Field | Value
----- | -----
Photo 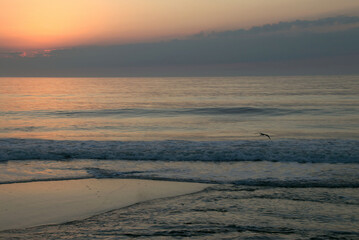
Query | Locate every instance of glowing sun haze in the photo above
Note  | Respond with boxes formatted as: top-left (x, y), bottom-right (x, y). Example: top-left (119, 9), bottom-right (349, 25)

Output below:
top-left (1, 0), bottom-right (359, 50)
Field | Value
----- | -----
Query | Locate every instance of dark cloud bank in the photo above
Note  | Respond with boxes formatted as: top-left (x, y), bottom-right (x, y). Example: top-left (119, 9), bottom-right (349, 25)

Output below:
top-left (1, 16), bottom-right (359, 77)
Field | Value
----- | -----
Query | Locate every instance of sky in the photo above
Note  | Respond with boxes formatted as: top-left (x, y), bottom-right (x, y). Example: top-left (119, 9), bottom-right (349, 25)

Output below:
top-left (1, 0), bottom-right (359, 76)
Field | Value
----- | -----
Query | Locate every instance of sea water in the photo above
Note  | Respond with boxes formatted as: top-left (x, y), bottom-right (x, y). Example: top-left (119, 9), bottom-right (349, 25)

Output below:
top-left (0, 76), bottom-right (359, 239)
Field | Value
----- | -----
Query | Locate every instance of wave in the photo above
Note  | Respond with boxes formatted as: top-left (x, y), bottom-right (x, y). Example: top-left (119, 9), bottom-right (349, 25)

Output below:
top-left (1, 138), bottom-right (358, 163)
top-left (0, 106), bottom-right (344, 119)
top-left (2, 173), bottom-right (359, 188)
top-left (84, 167), bottom-right (359, 188)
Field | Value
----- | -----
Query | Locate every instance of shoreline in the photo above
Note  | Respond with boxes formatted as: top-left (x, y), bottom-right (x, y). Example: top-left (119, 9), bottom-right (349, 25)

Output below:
top-left (0, 178), bottom-right (210, 231)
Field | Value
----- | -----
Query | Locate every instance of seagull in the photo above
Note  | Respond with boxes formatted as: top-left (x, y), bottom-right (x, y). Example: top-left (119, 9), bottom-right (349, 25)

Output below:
top-left (259, 132), bottom-right (271, 140)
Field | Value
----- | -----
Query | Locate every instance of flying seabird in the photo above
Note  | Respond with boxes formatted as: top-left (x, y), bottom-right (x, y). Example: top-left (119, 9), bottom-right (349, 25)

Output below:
top-left (259, 132), bottom-right (271, 140)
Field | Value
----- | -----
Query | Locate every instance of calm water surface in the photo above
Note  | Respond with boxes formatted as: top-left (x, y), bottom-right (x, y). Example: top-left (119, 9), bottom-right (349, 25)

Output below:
top-left (1, 76), bottom-right (358, 140)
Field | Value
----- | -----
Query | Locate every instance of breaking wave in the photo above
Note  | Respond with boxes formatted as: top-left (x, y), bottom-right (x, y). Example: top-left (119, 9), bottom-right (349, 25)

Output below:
top-left (1, 138), bottom-right (358, 163)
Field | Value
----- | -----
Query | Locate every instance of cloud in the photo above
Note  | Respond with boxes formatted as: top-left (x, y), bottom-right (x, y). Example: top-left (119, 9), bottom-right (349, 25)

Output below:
top-left (1, 16), bottom-right (359, 76)
top-left (0, 51), bottom-right (24, 58)
top-left (197, 15), bottom-right (359, 38)
top-left (0, 49), bottom-right (57, 58)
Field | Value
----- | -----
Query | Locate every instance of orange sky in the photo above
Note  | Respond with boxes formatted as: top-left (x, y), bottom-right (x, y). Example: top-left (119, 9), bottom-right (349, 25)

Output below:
top-left (1, 0), bottom-right (359, 50)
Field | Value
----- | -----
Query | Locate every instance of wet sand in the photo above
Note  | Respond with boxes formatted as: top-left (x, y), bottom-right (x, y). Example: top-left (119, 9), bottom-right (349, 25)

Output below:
top-left (0, 179), bottom-right (209, 231)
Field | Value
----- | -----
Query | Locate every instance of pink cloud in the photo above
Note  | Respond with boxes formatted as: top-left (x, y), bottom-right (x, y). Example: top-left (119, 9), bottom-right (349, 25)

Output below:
top-left (0, 49), bottom-right (57, 58)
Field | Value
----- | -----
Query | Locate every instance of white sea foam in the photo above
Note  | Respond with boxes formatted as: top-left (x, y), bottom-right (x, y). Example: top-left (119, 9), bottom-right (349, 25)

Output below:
top-left (0, 138), bottom-right (358, 163)
top-left (1, 158), bottom-right (359, 188)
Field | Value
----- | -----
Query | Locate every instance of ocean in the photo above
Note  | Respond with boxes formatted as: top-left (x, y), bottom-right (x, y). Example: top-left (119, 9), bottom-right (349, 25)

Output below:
top-left (0, 76), bottom-right (359, 239)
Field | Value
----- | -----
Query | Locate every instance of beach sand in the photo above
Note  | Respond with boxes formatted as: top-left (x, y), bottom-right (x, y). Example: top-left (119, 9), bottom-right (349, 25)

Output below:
top-left (0, 179), bottom-right (209, 231)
